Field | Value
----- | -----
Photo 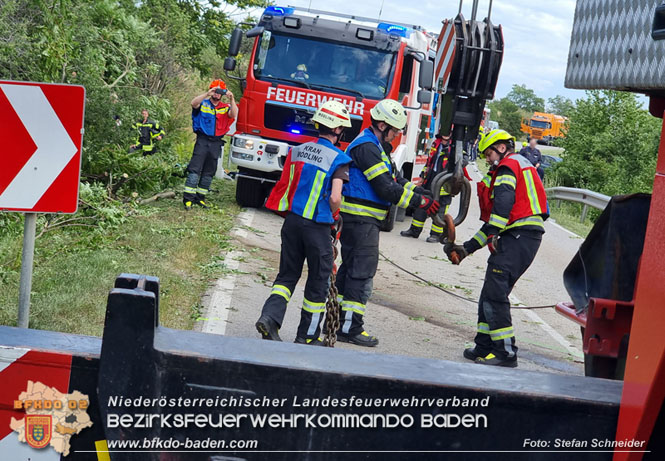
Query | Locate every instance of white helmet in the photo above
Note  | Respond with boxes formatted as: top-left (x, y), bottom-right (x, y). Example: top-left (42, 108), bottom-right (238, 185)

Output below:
top-left (311, 100), bottom-right (352, 129)
top-left (370, 99), bottom-right (407, 130)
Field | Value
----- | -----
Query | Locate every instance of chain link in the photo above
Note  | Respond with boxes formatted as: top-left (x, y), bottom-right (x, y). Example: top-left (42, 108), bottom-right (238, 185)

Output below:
top-left (323, 219), bottom-right (342, 347)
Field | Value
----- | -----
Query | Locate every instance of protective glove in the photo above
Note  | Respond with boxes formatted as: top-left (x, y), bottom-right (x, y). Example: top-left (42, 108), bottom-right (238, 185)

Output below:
top-left (443, 243), bottom-right (468, 265)
top-left (414, 186), bottom-right (432, 197)
top-left (487, 234), bottom-right (499, 254)
top-left (418, 196), bottom-right (440, 217)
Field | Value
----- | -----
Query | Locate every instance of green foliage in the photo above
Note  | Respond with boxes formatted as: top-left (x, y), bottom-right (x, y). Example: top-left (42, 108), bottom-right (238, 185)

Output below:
top-left (487, 98), bottom-right (524, 137)
top-left (553, 90), bottom-right (661, 196)
top-left (547, 95), bottom-right (576, 117)
top-left (506, 84), bottom-right (545, 113)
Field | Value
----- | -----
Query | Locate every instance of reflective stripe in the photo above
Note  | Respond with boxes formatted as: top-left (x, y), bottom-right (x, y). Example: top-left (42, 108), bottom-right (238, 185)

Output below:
top-left (303, 298), bottom-right (326, 313)
top-left (440, 186), bottom-right (450, 196)
top-left (412, 219), bottom-right (425, 228)
top-left (481, 174), bottom-right (492, 188)
top-left (363, 162), bottom-right (389, 181)
top-left (490, 326), bottom-right (515, 341)
top-left (303, 170), bottom-right (325, 219)
top-left (473, 230), bottom-right (488, 246)
top-left (196, 187), bottom-right (208, 195)
top-left (278, 164), bottom-right (296, 211)
top-left (184, 186), bottom-right (197, 193)
top-left (340, 199), bottom-right (388, 220)
top-left (505, 215), bottom-right (545, 231)
top-left (405, 182), bottom-right (417, 192)
top-left (306, 312), bottom-right (322, 336)
top-left (523, 169), bottom-right (543, 215)
top-left (271, 284), bottom-right (291, 302)
top-left (477, 322), bottom-right (490, 334)
top-left (489, 213), bottom-right (509, 229)
top-left (341, 300), bottom-right (366, 315)
top-left (397, 187), bottom-right (414, 208)
top-left (494, 174), bottom-right (517, 189)
top-left (431, 224), bottom-right (443, 234)
top-left (200, 106), bottom-right (216, 115)
top-left (341, 309), bottom-right (353, 334)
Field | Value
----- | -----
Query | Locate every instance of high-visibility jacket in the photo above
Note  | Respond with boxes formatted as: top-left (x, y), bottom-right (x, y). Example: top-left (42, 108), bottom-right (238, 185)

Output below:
top-left (133, 119), bottom-right (164, 152)
top-left (266, 138), bottom-right (351, 224)
top-left (192, 99), bottom-right (231, 136)
top-left (342, 128), bottom-right (393, 208)
top-left (478, 153), bottom-right (549, 227)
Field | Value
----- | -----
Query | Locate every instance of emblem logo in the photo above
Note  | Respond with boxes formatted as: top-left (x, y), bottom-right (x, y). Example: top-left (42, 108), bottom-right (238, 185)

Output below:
top-left (25, 415), bottom-right (52, 449)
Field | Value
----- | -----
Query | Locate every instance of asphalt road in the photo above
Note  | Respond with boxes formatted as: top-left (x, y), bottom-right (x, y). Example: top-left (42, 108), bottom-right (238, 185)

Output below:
top-left (198, 163), bottom-right (586, 375)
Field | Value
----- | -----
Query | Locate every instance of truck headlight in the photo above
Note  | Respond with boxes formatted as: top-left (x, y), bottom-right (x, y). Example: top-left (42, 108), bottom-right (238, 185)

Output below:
top-left (233, 138), bottom-right (255, 149)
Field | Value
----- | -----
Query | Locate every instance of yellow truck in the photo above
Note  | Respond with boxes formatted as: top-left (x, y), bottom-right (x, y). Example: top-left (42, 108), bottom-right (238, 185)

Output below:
top-left (521, 111), bottom-right (567, 144)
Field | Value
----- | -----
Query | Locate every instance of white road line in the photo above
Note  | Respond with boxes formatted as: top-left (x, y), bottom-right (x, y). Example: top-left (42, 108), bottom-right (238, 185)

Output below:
top-left (201, 209), bottom-right (256, 335)
top-left (509, 294), bottom-right (583, 358)
top-left (547, 219), bottom-right (582, 239)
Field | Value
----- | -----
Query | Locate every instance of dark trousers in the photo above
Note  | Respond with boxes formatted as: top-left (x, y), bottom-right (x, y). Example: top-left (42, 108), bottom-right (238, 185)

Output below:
top-left (474, 229), bottom-right (542, 359)
top-left (261, 213), bottom-right (333, 340)
top-left (408, 193), bottom-right (452, 236)
top-left (335, 219), bottom-right (380, 336)
top-left (184, 135), bottom-right (224, 203)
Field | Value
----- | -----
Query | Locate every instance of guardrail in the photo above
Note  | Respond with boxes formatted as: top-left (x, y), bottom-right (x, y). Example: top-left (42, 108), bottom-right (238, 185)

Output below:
top-left (546, 186), bottom-right (610, 222)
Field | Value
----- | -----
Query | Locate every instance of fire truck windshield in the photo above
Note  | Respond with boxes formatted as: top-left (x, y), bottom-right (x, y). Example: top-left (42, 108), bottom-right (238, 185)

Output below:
top-left (254, 31), bottom-right (396, 100)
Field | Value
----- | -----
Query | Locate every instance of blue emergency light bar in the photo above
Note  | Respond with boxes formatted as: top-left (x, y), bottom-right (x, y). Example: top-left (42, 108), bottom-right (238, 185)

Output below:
top-left (377, 22), bottom-right (411, 37)
top-left (290, 128), bottom-right (301, 134)
top-left (265, 6), bottom-right (294, 16)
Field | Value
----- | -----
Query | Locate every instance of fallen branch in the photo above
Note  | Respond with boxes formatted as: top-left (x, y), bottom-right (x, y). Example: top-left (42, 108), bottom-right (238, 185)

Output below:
top-left (138, 191), bottom-right (176, 204)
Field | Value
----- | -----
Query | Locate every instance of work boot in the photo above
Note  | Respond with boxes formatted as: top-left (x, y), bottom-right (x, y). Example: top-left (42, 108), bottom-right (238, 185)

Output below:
top-left (255, 315), bottom-right (282, 341)
top-left (475, 352), bottom-right (517, 368)
top-left (400, 227), bottom-right (420, 239)
top-left (426, 234), bottom-right (442, 243)
top-left (183, 200), bottom-right (193, 211)
top-left (195, 199), bottom-right (210, 209)
top-left (463, 347), bottom-right (489, 362)
top-left (337, 331), bottom-right (379, 347)
top-left (294, 337), bottom-right (324, 346)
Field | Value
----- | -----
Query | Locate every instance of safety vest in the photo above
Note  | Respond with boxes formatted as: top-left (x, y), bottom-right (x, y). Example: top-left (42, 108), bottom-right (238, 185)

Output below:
top-left (265, 138), bottom-right (351, 224)
top-left (340, 128), bottom-right (393, 220)
top-left (478, 153), bottom-right (549, 228)
top-left (192, 99), bottom-right (230, 136)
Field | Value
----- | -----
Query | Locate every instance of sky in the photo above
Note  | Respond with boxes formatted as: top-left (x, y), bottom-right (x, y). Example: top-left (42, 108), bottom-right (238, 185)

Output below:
top-left (238, 0), bottom-right (588, 104)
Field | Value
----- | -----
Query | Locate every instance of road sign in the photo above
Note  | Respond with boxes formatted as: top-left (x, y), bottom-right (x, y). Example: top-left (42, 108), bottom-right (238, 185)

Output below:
top-left (434, 20), bottom-right (456, 93)
top-left (0, 81), bottom-right (85, 214)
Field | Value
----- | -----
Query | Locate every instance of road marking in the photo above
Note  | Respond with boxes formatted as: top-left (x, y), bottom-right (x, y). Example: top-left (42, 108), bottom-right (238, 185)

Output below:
top-left (201, 208), bottom-right (256, 335)
top-left (509, 294), bottom-right (583, 358)
top-left (547, 219), bottom-right (582, 238)
top-left (0, 84), bottom-right (77, 208)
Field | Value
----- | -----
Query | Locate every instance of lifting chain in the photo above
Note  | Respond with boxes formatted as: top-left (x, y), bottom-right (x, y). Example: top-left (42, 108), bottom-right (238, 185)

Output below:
top-left (323, 217), bottom-right (342, 347)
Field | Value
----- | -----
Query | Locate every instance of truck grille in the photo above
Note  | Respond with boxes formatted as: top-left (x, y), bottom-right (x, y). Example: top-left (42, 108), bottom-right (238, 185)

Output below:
top-left (264, 102), bottom-right (362, 142)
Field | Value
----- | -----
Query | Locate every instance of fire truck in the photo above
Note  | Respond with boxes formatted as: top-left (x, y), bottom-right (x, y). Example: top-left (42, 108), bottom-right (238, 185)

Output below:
top-left (223, 5), bottom-right (438, 210)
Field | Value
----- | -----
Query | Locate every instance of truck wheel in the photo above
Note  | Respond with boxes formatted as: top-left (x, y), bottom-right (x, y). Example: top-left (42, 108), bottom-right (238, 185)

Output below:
top-left (235, 176), bottom-right (266, 208)
top-left (380, 205), bottom-right (397, 232)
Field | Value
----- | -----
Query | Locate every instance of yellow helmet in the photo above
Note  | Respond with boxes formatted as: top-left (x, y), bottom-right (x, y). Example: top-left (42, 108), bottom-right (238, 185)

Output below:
top-left (478, 129), bottom-right (515, 153)
top-left (311, 100), bottom-right (352, 129)
top-left (370, 99), bottom-right (407, 130)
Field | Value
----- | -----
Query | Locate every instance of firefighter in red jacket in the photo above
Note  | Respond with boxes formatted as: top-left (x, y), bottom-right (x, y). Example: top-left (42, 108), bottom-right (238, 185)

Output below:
top-left (401, 134), bottom-right (453, 242)
top-left (255, 101), bottom-right (352, 345)
top-left (444, 129), bottom-right (548, 367)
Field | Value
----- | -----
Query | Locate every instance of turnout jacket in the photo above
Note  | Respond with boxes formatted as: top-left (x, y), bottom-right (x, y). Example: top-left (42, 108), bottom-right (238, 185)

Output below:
top-left (266, 138), bottom-right (351, 224)
top-left (341, 128), bottom-right (424, 223)
top-left (133, 119), bottom-right (164, 146)
top-left (465, 153), bottom-right (548, 253)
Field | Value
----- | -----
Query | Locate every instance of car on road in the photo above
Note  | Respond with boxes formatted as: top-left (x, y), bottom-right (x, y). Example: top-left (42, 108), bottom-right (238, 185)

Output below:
top-left (541, 154), bottom-right (562, 170)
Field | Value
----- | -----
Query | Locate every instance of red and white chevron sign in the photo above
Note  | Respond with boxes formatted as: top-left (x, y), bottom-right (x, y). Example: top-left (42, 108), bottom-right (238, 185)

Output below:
top-left (434, 20), bottom-right (456, 93)
top-left (0, 81), bottom-right (85, 214)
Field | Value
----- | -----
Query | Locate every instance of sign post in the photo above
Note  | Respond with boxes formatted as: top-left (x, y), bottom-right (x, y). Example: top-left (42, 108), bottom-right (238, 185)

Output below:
top-left (0, 80), bottom-right (85, 327)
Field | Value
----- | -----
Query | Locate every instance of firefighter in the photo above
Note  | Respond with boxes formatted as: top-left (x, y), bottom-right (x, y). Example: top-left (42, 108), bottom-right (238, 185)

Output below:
top-left (444, 129), bottom-right (548, 367)
top-left (184, 79), bottom-right (238, 210)
top-left (335, 99), bottom-right (440, 347)
top-left (400, 133), bottom-right (453, 242)
top-left (255, 101), bottom-right (353, 345)
top-left (130, 109), bottom-right (164, 155)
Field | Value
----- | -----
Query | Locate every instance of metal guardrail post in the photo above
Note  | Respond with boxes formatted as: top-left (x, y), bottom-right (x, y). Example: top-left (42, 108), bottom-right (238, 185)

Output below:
top-left (581, 203), bottom-right (588, 222)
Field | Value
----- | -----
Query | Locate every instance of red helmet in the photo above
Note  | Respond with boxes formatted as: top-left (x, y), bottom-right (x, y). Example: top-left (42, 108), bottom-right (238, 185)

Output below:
top-left (209, 79), bottom-right (227, 89)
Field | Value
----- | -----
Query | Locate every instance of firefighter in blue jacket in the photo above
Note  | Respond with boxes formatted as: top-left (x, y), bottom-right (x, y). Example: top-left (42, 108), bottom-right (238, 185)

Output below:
top-left (335, 99), bottom-right (440, 347)
top-left (255, 101), bottom-right (352, 345)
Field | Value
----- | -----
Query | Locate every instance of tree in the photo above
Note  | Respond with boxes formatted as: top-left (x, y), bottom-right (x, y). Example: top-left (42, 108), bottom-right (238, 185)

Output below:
top-left (547, 95), bottom-right (575, 117)
top-left (554, 90), bottom-right (661, 196)
top-left (506, 84), bottom-right (545, 113)
top-left (487, 98), bottom-right (523, 137)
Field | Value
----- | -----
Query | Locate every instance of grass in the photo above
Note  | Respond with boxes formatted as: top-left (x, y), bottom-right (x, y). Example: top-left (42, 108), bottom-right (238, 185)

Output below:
top-left (0, 178), bottom-right (241, 336)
